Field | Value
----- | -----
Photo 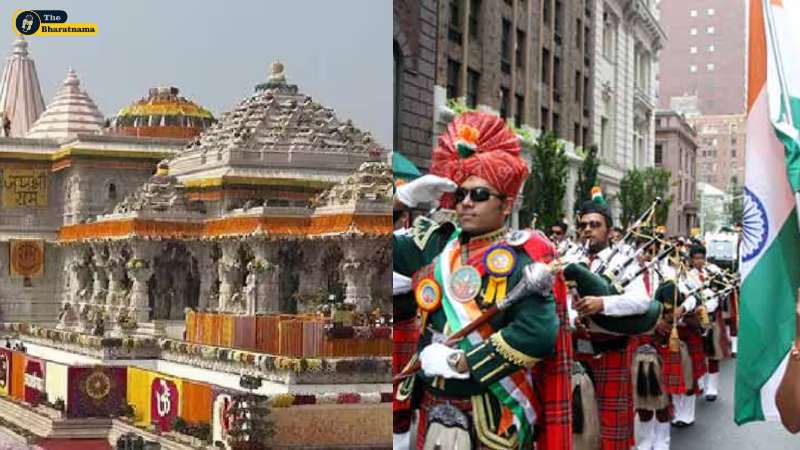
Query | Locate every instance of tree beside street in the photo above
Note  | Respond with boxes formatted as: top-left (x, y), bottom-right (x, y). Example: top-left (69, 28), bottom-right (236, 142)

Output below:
top-left (519, 130), bottom-right (569, 230)
top-left (619, 167), bottom-right (673, 228)
top-left (573, 145), bottom-right (601, 215)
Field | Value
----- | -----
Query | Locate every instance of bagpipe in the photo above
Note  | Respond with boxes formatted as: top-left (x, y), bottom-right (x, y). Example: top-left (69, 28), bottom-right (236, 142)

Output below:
top-left (559, 198), bottom-right (668, 336)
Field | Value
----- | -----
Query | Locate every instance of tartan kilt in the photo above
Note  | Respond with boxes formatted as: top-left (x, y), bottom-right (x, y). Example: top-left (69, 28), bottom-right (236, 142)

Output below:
top-left (575, 346), bottom-right (635, 450)
top-left (532, 273), bottom-right (573, 450)
top-left (679, 326), bottom-right (707, 383)
top-left (393, 317), bottom-right (419, 432)
top-left (658, 343), bottom-right (688, 395)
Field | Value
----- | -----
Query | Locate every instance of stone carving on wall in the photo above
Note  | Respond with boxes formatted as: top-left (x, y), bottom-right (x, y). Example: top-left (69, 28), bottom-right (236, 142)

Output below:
top-left (111, 161), bottom-right (192, 215)
top-left (312, 162), bottom-right (391, 208)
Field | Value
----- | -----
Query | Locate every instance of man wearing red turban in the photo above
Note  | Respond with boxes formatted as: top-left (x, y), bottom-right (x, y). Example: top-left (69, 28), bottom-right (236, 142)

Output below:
top-left (392, 111), bottom-right (569, 450)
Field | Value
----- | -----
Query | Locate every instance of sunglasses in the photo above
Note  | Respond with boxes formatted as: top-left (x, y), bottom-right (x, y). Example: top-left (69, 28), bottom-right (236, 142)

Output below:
top-left (578, 220), bottom-right (604, 230)
top-left (454, 187), bottom-right (505, 203)
top-left (550, 229), bottom-right (564, 236)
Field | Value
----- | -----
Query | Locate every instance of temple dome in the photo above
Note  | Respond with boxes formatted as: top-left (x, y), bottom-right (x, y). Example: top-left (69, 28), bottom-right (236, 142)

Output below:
top-left (26, 68), bottom-right (104, 139)
top-left (107, 86), bottom-right (214, 139)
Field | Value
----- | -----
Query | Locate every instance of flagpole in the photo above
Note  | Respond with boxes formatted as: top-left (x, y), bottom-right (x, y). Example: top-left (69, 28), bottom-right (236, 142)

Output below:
top-left (762, 1), bottom-right (800, 241)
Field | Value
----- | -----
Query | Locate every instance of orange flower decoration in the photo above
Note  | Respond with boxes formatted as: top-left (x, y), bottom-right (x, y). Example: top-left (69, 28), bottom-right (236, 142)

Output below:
top-left (456, 124), bottom-right (480, 145)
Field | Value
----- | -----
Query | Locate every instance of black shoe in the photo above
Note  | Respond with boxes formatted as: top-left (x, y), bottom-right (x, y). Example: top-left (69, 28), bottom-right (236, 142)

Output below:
top-left (672, 421), bottom-right (688, 428)
top-left (706, 395), bottom-right (718, 402)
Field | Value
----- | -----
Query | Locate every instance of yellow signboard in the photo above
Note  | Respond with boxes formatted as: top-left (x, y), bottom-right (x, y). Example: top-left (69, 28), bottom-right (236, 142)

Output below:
top-left (2, 169), bottom-right (47, 207)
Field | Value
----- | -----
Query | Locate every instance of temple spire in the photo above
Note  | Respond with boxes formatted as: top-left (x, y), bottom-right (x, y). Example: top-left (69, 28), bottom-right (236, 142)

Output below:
top-left (0, 36), bottom-right (45, 137)
top-left (26, 68), bottom-right (104, 140)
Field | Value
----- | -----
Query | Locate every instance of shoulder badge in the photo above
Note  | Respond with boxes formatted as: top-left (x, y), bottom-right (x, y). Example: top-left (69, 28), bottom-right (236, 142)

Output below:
top-left (505, 229), bottom-right (531, 247)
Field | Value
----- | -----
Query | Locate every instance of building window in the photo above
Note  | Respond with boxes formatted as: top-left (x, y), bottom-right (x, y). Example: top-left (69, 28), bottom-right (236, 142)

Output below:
top-left (516, 29), bottom-right (525, 67)
top-left (469, 0), bottom-right (480, 38)
top-left (707, 26), bottom-right (715, 34)
top-left (553, 56), bottom-right (562, 101)
top-left (543, 0), bottom-right (551, 25)
top-left (574, 123), bottom-right (581, 146)
top-left (655, 144), bottom-right (663, 164)
top-left (514, 95), bottom-right (525, 126)
top-left (501, 19), bottom-right (512, 73)
top-left (576, 18), bottom-right (583, 49)
top-left (690, 46), bottom-right (697, 54)
top-left (602, 11), bottom-right (616, 61)
top-left (707, 63), bottom-right (715, 71)
top-left (467, 69), bottom-right (480, 107)
top-left (583, 126), bottom-right (589, 148)
top-left (708, 44), bottom-right (715, 52)
top-left (552, 113), bottom-right (560, 136)
top-left (690, 28), bottom-right (697, 35)
top-left (575, 70), bottom-right (582, 102)
top-left (690, 9), bottom-right (697, 17)
top-left (583, 75), bottom-right (590, 112)
top-left (601, 117), bottom-right (610, 157)
top-left (108, 183), bottom-right (117, 201)
top-left (500, 87), bottom-right (510, 119)
top-left (690, 65), bottom-right (697, 73)
top-left (542, 48), bottom-right (551, 86)
top-left (447, 59), bottom-right (461, 99)
top-left (732, 148), bottom-right (737, 158)
top-left (449, 0), bottom-right (463, 43)
top-left (541, 107), bottom-right (550, 129)
top-left (555, 0), bottom-right (563, 36)
top-left (707, 8), bottom-right (715, 15)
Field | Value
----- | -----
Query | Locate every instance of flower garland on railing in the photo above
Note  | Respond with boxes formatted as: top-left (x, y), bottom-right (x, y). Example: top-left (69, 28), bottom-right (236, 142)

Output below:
top-left (158, 338), bottom-right (389, 375)
top-left (266, 391), bottom-right (388, 408)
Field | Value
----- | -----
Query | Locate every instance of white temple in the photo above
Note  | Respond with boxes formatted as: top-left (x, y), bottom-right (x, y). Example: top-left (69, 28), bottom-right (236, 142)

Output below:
top-left (0, 37), bottom-right (45, 137)
top-left (26, 68), bottom-right (105, 140)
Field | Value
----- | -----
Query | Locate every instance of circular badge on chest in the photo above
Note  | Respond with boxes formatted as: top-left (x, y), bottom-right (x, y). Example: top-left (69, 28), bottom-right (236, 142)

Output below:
top-left (449, 265), bottom-right (483, 303)
top-left (483, 244), bottom-right (517, 277)
top-left (415, 278), bottom-right (442, 312)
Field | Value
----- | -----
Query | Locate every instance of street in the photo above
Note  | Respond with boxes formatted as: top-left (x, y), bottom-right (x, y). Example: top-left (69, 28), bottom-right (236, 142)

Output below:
top-left (669, 358), bottom-right (798, 449)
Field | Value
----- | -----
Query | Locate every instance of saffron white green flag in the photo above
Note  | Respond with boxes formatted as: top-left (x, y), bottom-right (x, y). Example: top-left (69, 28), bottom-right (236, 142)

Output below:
top-left (735, 0), bottom-right (800, 425)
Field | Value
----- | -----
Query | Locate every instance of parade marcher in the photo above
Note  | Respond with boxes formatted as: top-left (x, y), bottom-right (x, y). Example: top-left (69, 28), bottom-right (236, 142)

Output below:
top-left (667, 245), bottom-right (710, 428)
top-left (393, 218), bottom-right (418, 450)
top-left (550, 220), bottom-right (572, 257)
top-left (392, 111), bottom-right (559, 450)
top-left (571, 193), bottom-right (652, 450)
top-left (687, 244), bottom-right (730, 402)
top-left (632, 238), bottom-right (674, 450)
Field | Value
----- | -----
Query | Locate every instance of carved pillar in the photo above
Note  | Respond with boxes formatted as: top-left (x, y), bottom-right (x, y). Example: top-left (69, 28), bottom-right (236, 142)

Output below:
top-left (127, 240), bottom-right (156, 324)
top-left (187, 241), bottom-right (217, 311)
top-left (217, 241), bottom-right (242, 313)
top-left (57, 245), bottom-right (80, 330)
top-left (90, 243), bottom-right (109, 306)
top-left (71, 244), bottom-right (94, 332)
top-left (106, 242), bottom-right (128, 325)
top-left (339, 239), bottom-right (375, 313)
top-left (249, 239), bottom-right (281, 313)
top-left (296, 241), bottom-right (324, 308)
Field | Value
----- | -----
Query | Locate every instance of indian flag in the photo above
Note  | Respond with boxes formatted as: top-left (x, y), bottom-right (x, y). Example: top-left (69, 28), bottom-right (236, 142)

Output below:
top-left (735, 0), bottom-right (800, 424)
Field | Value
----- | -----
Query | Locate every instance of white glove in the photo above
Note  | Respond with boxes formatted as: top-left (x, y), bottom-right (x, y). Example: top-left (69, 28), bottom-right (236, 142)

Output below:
top-left (419, 342), bottom-right (470, 379)
top-left (396, 174), bottom-right (457, 208)
top-left (682, 295), bottom-right (697, 313)
top-left (393, 271), bottom-right (412, 296)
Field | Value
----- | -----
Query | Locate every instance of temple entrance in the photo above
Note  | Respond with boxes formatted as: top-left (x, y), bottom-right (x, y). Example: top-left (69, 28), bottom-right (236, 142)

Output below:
top-left (148, 242), bottom-right (199, 320)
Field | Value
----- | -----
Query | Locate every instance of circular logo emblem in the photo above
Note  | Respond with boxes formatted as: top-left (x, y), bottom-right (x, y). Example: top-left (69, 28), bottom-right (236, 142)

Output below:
top-left (14, 242), bottom-right (42, 275)
top-left (85, 370), bottom-right (111, 401)
top-left (742, 187), bottom-right (769, 263)
top-left (16, 11), bottom-right (41, 36)
top-left (506, 229), bottom-right (531, 247)
top-left (483, 245), bottom-right (516, 277)
top-left (449, 265), bottom-right (482, 303)
top-left (415, 278), bottom-right (442, 312)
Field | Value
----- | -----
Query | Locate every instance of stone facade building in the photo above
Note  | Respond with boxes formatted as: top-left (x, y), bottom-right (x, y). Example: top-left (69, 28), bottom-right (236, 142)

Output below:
top-left (590, 0), bottom-right (665, 222)
top-left (687, 114), bottom-right (746, 192)
top-left (394, 0), bottom-right (438, 170)
top-left (654, 110), bottom-right (698, 235)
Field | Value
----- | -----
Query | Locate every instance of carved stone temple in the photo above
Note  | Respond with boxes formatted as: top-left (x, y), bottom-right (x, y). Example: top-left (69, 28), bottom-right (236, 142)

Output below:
top-left (0, 44), bottom-right (392, 334)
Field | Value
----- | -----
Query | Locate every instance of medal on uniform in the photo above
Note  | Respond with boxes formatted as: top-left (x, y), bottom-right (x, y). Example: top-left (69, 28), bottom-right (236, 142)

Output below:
top-left (415, 277), bottom-right (442, 331)
top-left (482, 244), bottom-right (516, 305)
top-left (505, 229), bottom-right (531, 247)
top-left (449, 265), bottom-right (482, 303)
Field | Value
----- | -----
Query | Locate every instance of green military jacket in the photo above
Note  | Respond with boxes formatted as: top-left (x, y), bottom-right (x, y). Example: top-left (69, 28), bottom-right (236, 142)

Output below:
top-left (394, 216), bottom-right (559, 398)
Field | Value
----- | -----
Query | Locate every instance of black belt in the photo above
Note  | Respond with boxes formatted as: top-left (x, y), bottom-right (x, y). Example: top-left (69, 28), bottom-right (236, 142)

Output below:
top-left (574, 335), bottom-right (630, 355)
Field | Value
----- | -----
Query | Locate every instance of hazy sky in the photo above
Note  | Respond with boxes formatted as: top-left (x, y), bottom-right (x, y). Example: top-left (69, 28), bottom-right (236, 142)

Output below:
top-left (1, 1), bottom-right (391, 146)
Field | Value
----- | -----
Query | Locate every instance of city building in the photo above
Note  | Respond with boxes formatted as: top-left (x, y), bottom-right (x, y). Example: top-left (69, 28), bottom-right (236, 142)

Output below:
top-left (656, 0), bottom-right (747, 115)
top-left (655, 110), bottom-right (698, 235)
top-left (688, 113), bottom-right (746, 192)
top-left (590, 0), bottom-right (665, 222)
